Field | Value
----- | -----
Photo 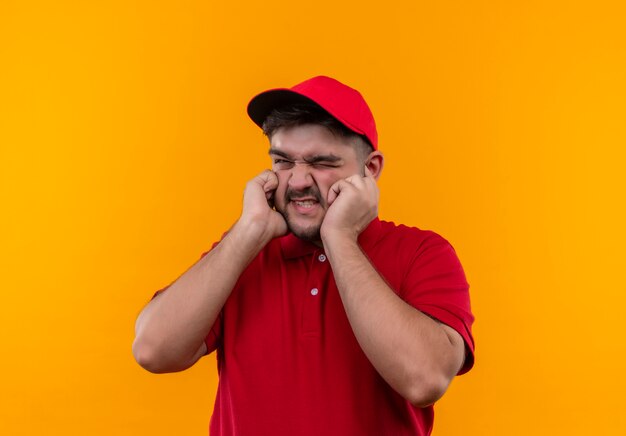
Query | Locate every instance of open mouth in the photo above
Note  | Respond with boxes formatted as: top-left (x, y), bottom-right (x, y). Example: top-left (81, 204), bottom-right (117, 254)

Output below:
top-left (293, 199), bottom-right (317, 208)
top-left (290, 198), bottom-right (320, 214)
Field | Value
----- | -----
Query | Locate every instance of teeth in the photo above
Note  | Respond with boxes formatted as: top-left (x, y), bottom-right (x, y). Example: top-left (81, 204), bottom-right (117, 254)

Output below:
top-left (294, 200), bottom-right (316, 208)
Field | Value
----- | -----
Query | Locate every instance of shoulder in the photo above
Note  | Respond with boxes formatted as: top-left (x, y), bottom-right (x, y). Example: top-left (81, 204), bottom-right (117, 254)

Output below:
top-left (372, 220), bottom-right (466, 283)
top-left (375, 219), bottom-right (454, 254)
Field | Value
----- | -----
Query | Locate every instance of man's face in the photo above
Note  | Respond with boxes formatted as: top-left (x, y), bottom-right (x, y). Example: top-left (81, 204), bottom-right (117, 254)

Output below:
top-left (269, 124), bottom-right (364, 242)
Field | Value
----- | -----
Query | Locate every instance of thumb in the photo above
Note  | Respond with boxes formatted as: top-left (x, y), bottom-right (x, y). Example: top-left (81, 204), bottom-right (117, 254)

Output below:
top-left (327, 179), bottom-right (346, 206)
top-left (263, 171), bottom-right (279, 192)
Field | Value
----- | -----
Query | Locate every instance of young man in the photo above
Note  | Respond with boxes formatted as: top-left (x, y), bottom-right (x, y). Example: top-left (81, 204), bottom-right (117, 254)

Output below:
top-left (133, 76), bottom-right (475, 435)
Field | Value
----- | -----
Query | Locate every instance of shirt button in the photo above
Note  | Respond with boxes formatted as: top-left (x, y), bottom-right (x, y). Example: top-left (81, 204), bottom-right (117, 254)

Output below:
top-left (310, 288), bottom-right (319, 296)
top-left (318, 254), bottom-right (327, 262)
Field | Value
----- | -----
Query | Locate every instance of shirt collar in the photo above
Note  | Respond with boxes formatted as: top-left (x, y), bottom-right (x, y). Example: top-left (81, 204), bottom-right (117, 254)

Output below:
top-left (280, 217), bottom-right (382, 259)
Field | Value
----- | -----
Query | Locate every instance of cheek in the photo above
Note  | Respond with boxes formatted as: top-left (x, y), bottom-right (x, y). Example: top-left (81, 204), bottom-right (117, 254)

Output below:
top-left (274, 172), bottom-right (289, 200)
top-left (312, 173), bottom-right (340, 202)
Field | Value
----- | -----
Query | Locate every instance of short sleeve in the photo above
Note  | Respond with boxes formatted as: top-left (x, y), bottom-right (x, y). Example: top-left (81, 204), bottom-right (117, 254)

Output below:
top-left (150, 239), bottom-right (225, 355)
top-left (400, 232), bottom-right (475, 375)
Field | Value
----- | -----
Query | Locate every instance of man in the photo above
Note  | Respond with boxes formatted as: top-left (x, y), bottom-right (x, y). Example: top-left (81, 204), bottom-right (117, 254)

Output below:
top-left (133, 76), bottom-right (475, 435)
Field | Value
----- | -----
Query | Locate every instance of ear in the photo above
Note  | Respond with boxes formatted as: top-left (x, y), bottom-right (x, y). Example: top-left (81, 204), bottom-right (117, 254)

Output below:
top-left (365, 151), bottom-right (384, 180)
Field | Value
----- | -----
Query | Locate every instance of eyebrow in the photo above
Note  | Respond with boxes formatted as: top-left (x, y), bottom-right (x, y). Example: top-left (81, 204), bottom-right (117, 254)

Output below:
top-left (268, 148), bottom-right (343, 163)
top-left (268, 149), bottom-right (293, 160)
top-left (304, 155), bottom-right (342, 164)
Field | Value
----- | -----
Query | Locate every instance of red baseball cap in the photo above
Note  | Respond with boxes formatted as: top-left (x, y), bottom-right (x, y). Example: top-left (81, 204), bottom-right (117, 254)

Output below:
top-left (247, 75), bottom-right (378, 150)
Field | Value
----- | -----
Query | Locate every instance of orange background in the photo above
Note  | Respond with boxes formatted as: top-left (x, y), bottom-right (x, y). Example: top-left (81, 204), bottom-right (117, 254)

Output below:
top-left (1, 1), bottom-right (625, 435)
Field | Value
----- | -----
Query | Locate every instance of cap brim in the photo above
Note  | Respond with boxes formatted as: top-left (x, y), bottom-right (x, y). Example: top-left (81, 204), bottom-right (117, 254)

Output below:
top-left (247, 89), bottom-right (323, 129)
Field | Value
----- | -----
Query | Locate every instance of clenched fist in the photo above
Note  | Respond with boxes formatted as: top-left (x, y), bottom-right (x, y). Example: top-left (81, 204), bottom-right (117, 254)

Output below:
top-left (237, 170), bottom-right (288, 245)
top-left (320, 167), bottom-right (379, 244)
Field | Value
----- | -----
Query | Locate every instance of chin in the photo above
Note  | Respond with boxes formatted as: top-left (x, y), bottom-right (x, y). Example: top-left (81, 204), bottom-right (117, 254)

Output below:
top-left (289, 225), bottom-right (322, 242)
top-left (285, 215), bottom-right (322, 242)
top-left (277, 204), bottom-right (324, 242)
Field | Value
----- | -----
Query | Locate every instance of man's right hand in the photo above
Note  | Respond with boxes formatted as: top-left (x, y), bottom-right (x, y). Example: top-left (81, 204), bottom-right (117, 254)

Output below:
top-left (237, 170), bottom-right (288, 244)
top-left (133, 170), bottom-right (288, 374)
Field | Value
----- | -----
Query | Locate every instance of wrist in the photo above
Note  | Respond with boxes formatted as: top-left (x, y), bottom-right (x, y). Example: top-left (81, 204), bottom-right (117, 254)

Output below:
top-left (321, 231), bottom-right (360, 259)
top-left (321, 225), bottom-right (358, 245)
top-left (230, 219), bottom-right (274, 252)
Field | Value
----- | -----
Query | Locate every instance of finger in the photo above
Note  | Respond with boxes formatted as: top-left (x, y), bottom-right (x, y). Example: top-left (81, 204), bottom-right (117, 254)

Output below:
top-left (252, 170), bottom-right (278, 193)
top-left (266, 191), bottom-right (275, 208)
top-left (254, 169), bottom-right (273, 181)
top-left (251, 170), bottom-right (270, 187)
top-left (259, 171), bottom-right (279, 193)
top-left (327, 179), bottom-right (344, 206)
top-left (327, 179), bottom-right (354, 206)
top-left (345, 173), bottom-right (366, 189)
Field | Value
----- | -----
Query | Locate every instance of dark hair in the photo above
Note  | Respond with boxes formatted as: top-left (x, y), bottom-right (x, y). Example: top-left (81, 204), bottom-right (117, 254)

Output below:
top-left (262, 103), bottom-right (373, 162)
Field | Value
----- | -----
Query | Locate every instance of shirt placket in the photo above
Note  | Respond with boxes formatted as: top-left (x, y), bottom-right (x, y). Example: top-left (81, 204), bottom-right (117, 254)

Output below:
top-left (302, 250), bottom-right (329, 336)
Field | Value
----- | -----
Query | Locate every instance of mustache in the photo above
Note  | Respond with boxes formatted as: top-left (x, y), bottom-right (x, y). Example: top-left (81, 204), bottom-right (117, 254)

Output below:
top-left (285, 187), bottom-right (324, 206)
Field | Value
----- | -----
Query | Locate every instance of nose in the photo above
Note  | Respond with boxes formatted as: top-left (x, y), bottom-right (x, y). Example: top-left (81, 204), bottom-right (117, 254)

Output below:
top-left (287, 162), bottom-right (314, 191)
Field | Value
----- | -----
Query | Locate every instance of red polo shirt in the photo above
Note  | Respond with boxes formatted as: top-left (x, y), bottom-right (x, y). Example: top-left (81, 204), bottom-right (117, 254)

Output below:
top-left (157, 218), bottom-right (474, 435)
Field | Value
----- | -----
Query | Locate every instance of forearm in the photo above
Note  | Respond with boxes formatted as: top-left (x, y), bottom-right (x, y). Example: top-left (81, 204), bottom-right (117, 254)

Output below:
top-left (133, 220), bottom-right (269, 373)
top-left (324, 235), bottom-right (463, 407)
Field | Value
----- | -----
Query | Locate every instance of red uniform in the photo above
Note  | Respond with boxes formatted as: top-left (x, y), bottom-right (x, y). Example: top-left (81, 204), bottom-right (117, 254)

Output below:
top-left (158, 218), bottom-right (474, 435)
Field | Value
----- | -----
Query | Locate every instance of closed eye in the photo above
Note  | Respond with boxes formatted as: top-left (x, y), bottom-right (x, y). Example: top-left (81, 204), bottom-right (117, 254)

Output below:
top-left (304, 155), bottom-right (343, 168)
top-left (273, 158), bottom-right (295, 170)
top-left (312, 162), bottom-right (340, 168)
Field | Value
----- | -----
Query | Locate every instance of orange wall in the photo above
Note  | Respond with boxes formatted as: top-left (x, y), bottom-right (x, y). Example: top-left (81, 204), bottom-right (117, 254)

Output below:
top-left (1, 1), bottom-right (625, 434)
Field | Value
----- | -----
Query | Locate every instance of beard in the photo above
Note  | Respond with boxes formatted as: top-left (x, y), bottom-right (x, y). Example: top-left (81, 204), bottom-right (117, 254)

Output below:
top-left (282, 212), bottom-right (322, 241)
top-left (277, 186), bottom-right (326, 242)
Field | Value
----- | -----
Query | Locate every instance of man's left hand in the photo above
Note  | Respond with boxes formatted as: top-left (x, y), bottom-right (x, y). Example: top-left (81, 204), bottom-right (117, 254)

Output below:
top-left (320, 167), bottom-right (379, 243)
